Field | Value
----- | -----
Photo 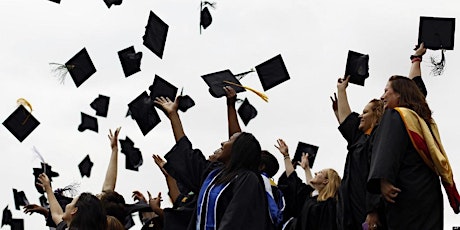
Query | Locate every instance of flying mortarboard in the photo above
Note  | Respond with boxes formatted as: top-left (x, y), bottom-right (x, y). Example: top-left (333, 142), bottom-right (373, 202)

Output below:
top-left (78, 112), bottom-right (98, 133)
top-left (292, 141), bottom-right (319, 169)
top-left (48, 0), bottom-right (61, 3)
top-left (237, 98), bottom-right (257, 126)
top-left (90, 95), bottom-right (110, 117)
top-left (2, 206), bottom-right (12, 227)
top-left (149, 75), bottom-right (178, 105)
top-left (65, 48), bottom-right (97, 88)
top-left (9, 218), bottom-right (24, 230)
top-left (143, 11), bottom-right (169, 59)
top-left (255, 54), bottom-right (291, 91)
top-left (345, 50), bottom-right (369, 86)
top-left (104, 0), bottom-right (122, 8)
top-left (200, 1), bottom-right (216, 34)
top-left (78, 155), bottom-right (94, 178)
top-left (33, 162), bottom-right (60, 194)
top-left (418, 16), bottom-right (455, 50)
top-left (3, 99), bottom-right (40, 142)
top-left (128, 92), bottom-right (161, 136)
top-left (119, 136), bottom-right (143, 171)
top-left (118, 46), bottom-right (142, 77)
top-left (13, 189), bottom-right (29, 210)
top-left (202, 70), bottom-right (246, 98)
top-left (178, 95), bottom-right (195, 112)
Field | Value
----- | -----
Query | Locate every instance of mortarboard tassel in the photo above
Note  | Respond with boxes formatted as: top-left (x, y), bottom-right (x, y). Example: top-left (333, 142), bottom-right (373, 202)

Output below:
top-left (49, 63), bottom-right (75, 84)
top-left (17, 98), bottom-right (33, 125)
top-left (430, 50), bottom-right (446, 76)
top-left (223, 80), bottom-right (268, 102)
top-left (55, 182), bottom-right (80, 197)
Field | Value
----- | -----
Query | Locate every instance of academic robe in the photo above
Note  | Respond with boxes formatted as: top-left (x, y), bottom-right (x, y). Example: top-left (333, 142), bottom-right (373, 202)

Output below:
top-left (278, 172), bottom-right (337, 230)
top-left (163, 136), bottom-right (272, 230)
top-left (337, 112), bottom-right (384, 230)
top-left (367, 109), bottom-right (443, 230)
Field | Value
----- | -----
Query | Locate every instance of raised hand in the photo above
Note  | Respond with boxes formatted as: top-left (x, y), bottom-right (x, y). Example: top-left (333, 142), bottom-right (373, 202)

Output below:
top-left (132, 191), bottom-right (147, 203)
top-left (330, 93), bottom-right (338, 112)
top-left (413, 42), bottom-right (426, 56)
top-left (152, 154), bottom-right (169, 177)
top-left (224, 86), bottom-right (237, 105)
top-left (154, 96), bottom-right (179, 117)
top-left (275, 139), bottom-right (289, 157)
top-left (37, 173), bottom-right (52, 192)
top-left (108, 127), bottom-right (121, 150)
top-left (23, 204), bottom-right (48, 216)
top-left (299, 153), bottom-right (310, 170)
top-left (337, 75), bottom-right (350, 91)
top-left (147, 191), bottom-right (163, 212)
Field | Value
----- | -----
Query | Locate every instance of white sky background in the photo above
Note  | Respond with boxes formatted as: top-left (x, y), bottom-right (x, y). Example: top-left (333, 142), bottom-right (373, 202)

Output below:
top-left (1, 0), bottom-right (459, 229)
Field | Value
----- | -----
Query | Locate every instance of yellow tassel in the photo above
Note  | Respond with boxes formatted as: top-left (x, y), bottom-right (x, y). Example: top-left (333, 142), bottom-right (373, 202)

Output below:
top-left (223, 81), bottom-right (268, 102)
top-left (17, 98), bottom-right (33, 125)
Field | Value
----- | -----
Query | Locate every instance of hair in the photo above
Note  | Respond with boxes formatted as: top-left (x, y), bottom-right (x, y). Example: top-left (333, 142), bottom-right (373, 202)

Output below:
top-left (259, 150), bottom-right (279, 178)
top-left (106, 215), bottom-right (125, 230)
top-left (69, 192), bottom-right (107, 230)
top-left (99, 191), bottom-right (126, 226)
top-left (368, 99), bottom-right (384, 126)
top-left (317, 168), bottom-right (341, 202)
top-left (388, 75), bottom-right (432, 123)
top-left (214, 132), bottom-right (262, 185)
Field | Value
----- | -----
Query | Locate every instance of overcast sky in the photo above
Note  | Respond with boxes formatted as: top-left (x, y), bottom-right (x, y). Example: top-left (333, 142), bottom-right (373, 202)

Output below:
top-left (1, 0), bottom-right (459, 229)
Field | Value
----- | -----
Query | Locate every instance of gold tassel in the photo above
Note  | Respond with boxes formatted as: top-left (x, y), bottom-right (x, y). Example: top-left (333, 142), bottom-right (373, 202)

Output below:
top-left (17, 98), bottom-right (33, 125)
top-left (223, 81), bottom-right (268, 102)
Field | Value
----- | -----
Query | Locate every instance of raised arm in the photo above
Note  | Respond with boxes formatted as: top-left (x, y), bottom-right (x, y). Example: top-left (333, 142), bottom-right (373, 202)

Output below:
top-left (275, 139), bottom-right (295, 177)
top-left (37, 173), bottom-right (64, 225)
top-left (152, 154), bottom-right (180, 203)
top-left (154, 96), bottom-right (185, 143)
top-left (337, 76), bottom-right (352, 124)
top-left (225, 86), bottom-right (242, 138)
top-left (409, 43), bottom-right (426, 79)
top-left (102, 127), bottom-right (121, 193)
top-left (299, 153), bottom-right (313, 186)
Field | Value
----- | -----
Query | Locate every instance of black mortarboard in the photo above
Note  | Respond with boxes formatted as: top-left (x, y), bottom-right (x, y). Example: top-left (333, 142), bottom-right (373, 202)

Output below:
top-left (104, 0), bottom-right (122, 8)
top-left (200, 1), bottom-right (215, 32)
top-left (78, 155), bottom-right (94, 178)
top-left (78, 112), bottom-right (98, 133)
top-left (13, 189), bottom-right (29, 210)
top-left (148, 75), bottom-right (178, 106)
top-left (345, 50), bottom-right (369, 86)
top-left (48, 0), bottom-right (61, 3)
top-left (292, 141), bottom-right (319, 169)
top-left (3, 105), bottom-right (40, 142)
top-left (178, 95), bottom-right (195, 112)
top-left (2, 206), bottom-right (12, 227)
top-left (9, 219), bottom-right (24, 230)
top-left (143, 11), bottom-right (169, 59)
top-left (202, 70), bottom-right (246, 98)
top-left (237, 98), bottom-right (257, 126)
top-left (255, 54), bottom-right (291, 91)
top-left (33, 163), bottom-right (60, 194)
top-left (90, 94), bottom-right (110, 117)
top-left (65, 48), bottom-right (97, 88)
top-left (119, 137), bottom-right (143, 171)
top-left (418, 16), bottom-right (455, 50)
top-left (118, 46), bottom-right (142, 77)
top-left (128, 92), bottom-right (161, 136)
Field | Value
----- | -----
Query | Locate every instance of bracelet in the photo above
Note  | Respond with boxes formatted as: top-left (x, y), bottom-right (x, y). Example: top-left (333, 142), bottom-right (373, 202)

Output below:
top-left (283, 155), bottom-right (290, 159)
top-left (410, 55), bottom-right (422, 62)
top-left (411, 57), bottom-right (422, 63)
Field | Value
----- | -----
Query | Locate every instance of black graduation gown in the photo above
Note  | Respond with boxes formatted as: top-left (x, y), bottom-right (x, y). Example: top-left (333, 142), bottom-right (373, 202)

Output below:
top-left (367, 110), bottom-right (443, 230)
top-left (163, 136), bottom-right (272, 230)
top-left (278, 171), bottom-right (337, 230)
top-left (337, 112), bottom-right (383, 230)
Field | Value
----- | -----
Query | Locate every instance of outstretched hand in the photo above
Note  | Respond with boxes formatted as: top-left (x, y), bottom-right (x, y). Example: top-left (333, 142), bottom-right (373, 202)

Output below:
top-left (108, 127), bottom-right (121, 150)
top-left (330, 93), bottom-right (338, 112)
top-left (147, 191), bottom-right (163, 211)
top-left (152, 154), bottom-right (169, 177)
top-left (154, 96), bottom-right (179, 116)
top-left (23, 204), bottom-right (48, 216)
top-left (299, 153), bottom-right (310, 170)
top-left (36, 173), bottom-right (51, 192)
top-left (132, 190), bottom-right (147, 203)
top-left (275, 139), bottom-right (289, 157)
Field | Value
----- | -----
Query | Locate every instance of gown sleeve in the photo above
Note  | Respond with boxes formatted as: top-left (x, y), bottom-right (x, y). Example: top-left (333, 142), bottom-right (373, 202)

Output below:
top-left (338, 112), bottom-right (362, 148)
top-left (277, 171), bottom-right (314, 219)
top-left (412, 76), bottom-right (427, 97)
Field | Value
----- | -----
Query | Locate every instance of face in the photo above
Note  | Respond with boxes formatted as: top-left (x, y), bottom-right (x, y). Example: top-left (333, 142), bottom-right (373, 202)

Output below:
top-left (310, 169), bottom-right (329, 185)
top-left (381, 81), bottom-right (400, 109)
top-left (212, 132), bottom-right (241, 164)
top-left (358, 102), bottom-right (376, 131)
top-left (62, 196), bottom-right (79, 222)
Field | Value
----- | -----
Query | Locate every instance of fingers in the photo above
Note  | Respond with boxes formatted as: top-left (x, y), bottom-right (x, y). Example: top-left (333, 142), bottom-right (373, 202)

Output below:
top-left (147, 191), bottom-right (152, 200)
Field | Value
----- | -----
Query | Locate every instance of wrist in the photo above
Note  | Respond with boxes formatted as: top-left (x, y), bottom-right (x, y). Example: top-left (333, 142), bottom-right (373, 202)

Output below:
top-left (283, 155), bottom-right (290, 159)
top-left (410, 55), bottom-right (422, 62)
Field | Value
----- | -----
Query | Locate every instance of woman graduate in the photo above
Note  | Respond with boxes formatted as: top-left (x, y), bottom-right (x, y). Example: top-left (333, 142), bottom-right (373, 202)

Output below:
top-left (276, 139), bottom-right (341, 230)
top-left (154, 96), bottom-right (272, 230)
top-left (367, 74), bottom-right (460, 229)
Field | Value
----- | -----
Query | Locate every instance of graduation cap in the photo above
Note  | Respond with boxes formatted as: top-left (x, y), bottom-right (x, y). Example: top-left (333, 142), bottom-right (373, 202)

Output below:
top-left (292, 141), bottom-right (319, 169)
top-left (90, 94), bottom-right (110, 117)
top-left (118, 46), bottom-right (142, 77)
top-left (418, 16), bottom-right (455, 50)
top-left (65, 48), bottom-right (97, 88)
top-left (78, 112), bottom-right (98, 133)
top-left (255, 54), bottom-right (291, 91)
top-left (78, 155), bottom-right (94, 178)
top-left (345, 50), bottom-right (369, 86)
top-left (148, 75), bottom-right (178, 105)
top-left (237, 98), bottom-right (257, 126)
top-left (33, 162), bottom-right (60, 194)
top-left (119, 136), bottom-right (143, 171)
top-left (2, 206), bottom-right (12, 227)
top-left (12, 189), bottom-right (29, 210)
top-left (3, 101), bottom-right (40, 142)
top-left (104, 0), bottom-right (122, 8)
top-left (202, 70), bottom-right (246, 98)
top-left (128, 92), bottom-right (161, 136)
top-left (143, 11), bottom-right (169, 59)
top-left (178, 94), bottom-right (195, 112)
top-left (48, 0), bottom-right (61, 3)
top-left (9, 219), bottom-right (24, 230)
top-left (200, 1), bottom-right (216, 33)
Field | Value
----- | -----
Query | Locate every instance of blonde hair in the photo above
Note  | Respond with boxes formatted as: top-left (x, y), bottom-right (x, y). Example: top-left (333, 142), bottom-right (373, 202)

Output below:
top-left (317, 168), bottom-right (341, 201)
top-left (107, 215), bottom-right (124, 230)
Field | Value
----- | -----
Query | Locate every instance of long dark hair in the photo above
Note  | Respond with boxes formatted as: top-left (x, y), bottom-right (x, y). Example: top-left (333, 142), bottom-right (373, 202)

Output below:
top-left (214, 132), bottom-right (262, 185)
top-left (389, 75), bottom-right (432, 123)
top-left (70, 192), bottom-right (107, 230)
top-left (100, 191), bottom-right (126, 226)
